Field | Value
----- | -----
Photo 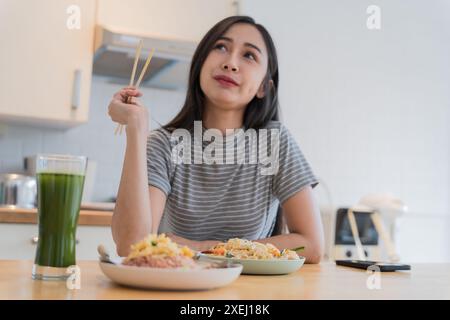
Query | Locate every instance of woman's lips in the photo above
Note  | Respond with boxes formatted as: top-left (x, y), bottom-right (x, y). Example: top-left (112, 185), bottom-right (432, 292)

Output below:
top-left (213, 75), bottom-right (239, 87)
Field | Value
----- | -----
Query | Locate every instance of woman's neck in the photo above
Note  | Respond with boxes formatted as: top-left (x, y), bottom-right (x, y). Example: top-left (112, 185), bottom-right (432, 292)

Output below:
top-left (203, 101), bottom-right (245, 135)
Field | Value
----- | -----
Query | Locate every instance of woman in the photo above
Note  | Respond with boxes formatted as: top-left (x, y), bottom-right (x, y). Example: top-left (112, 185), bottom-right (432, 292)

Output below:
top-left (108, 16), bottom-right (324, 263)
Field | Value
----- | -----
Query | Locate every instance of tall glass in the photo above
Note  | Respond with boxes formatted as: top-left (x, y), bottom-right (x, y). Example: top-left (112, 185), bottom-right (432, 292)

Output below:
top-left (32, 154), bottom-right (87, 281)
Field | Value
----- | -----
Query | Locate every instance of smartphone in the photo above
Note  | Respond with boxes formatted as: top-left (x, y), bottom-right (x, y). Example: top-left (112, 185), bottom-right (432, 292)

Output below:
top-left (335, 260), bottom-right (411, 272)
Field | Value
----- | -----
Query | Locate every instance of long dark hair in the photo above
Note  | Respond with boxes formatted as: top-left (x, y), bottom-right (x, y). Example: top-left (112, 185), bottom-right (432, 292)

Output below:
top-left (163, 16), bottom-right (286, 236)
top-left (163, 15), bottom-right (280, 132)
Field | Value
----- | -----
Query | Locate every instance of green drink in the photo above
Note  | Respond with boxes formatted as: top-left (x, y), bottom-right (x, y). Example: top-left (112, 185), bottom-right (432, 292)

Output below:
top-left (32, 155), bottom-right (87, 281)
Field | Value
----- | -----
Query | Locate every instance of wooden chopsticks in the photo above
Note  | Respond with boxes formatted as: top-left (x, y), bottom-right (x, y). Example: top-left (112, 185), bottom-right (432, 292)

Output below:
top-left (114, 40), bottom-right (155, 135)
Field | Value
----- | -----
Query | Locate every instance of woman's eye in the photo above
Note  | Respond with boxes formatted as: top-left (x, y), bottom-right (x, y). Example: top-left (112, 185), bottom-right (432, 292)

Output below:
top-left (214, 43), bottom-right (227, 51)
top-left (214, 43), bottom-right (256, 61)
top-left (244, 52), bottom-right (256, 61)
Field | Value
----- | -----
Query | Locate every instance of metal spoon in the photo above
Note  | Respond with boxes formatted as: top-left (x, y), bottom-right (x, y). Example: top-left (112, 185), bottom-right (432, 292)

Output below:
top-left (97, 244), bottom-right (121, 265)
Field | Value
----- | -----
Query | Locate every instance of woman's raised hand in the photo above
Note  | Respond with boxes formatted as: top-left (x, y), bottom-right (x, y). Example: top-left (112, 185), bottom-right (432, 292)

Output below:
top-left (108, 86), bottom-right (149, 135)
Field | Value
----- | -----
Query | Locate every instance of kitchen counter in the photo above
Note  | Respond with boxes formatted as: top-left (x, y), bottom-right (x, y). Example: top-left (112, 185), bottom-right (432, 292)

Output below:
top-left (1, 260), bottom-right (449, 299)
top-left (0, 207), bottom-right (112, 226)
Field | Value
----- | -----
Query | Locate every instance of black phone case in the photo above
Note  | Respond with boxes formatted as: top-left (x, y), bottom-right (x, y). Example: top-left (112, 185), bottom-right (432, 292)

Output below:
top-left (335, 260), bottom-right (411, 272)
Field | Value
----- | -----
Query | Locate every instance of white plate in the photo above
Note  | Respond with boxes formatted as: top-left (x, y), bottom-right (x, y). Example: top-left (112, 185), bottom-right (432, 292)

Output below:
top-left (99, 261), bottom-right (243, 290)
top-left (198, 254), bottom-right (305, 275)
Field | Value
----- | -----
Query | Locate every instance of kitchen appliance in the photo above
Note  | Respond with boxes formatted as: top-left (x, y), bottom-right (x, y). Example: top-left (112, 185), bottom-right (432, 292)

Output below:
top-left (93, 25), bottom-right (197, 90)
top-left (321, 194), bottom-right (408, 262)
top-left (333, 207), bottom-right (381, 260)
top-left (0, 173), bottom-right (37, 209)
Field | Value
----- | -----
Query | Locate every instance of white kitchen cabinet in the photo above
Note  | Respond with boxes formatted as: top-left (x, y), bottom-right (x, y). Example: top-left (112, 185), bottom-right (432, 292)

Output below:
top-left (0, 0), bottom-right (96, 128)
top-left (96, 0), bottom-right (238, 42)
top-left (0, 223), bottom-right (116, 261)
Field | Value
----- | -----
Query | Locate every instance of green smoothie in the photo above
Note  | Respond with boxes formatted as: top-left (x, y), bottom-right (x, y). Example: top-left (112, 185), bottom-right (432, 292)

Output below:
top-left (34, 172), bottom-right (85, 268)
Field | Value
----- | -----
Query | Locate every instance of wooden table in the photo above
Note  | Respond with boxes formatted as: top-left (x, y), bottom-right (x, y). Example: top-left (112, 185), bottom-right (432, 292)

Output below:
top-left (0, 260), bottom-right (449, 299)
top-left (0, 207), bottom-right (112, 226)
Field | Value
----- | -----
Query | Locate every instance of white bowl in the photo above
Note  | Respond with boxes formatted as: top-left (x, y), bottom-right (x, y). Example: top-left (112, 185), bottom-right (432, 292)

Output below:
top-left (198, 254), bottom-right (306, 275)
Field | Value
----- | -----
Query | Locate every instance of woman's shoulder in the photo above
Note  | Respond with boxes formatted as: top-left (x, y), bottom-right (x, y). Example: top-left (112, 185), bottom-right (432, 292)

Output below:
top-left (261, 120), bottom-right (291, 139)
top-left (147, 127), bottom-right (172, 147)
top-left (262, 121), bottom-right (302, 150)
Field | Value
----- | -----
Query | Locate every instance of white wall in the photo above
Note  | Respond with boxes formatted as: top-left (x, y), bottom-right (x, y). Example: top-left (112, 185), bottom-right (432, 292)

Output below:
top-left (239, 0), bottom-right (450, 262)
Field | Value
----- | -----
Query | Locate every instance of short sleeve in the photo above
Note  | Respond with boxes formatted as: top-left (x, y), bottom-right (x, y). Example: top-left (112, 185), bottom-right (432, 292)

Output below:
top-left (272, 124), bottom-right (319, 204)
top-left (146, 129), bottom-right (172, 196)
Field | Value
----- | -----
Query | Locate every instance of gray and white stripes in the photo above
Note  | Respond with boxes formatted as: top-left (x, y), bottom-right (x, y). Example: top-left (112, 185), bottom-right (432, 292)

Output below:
top-left (146, 121), bottom-right (319, 241)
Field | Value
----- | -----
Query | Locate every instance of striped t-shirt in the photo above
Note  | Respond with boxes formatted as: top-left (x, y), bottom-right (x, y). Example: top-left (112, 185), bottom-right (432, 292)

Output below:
top-left (146, 120), bottom-right (319, 241)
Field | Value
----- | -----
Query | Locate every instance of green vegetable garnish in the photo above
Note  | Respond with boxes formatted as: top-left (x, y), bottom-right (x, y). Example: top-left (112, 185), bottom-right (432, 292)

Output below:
top-left (151, 241), bottom-right (157, 246)
top-left (291, 246), bottom-right (305, 252)
top-left (225, 252), bottom-right (234, 258)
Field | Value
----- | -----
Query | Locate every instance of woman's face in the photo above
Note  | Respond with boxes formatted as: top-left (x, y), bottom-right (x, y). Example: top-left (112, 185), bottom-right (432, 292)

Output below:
top-left (200, 23), bottom-right (269, 111)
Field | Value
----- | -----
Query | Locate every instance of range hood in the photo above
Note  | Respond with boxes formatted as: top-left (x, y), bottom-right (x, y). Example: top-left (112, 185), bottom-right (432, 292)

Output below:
top-left (93, 26), bottom-right (197, 90)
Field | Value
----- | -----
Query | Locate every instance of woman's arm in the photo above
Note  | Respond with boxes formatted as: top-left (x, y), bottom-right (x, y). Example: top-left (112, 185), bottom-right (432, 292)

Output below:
top-left (108, 87), bottom-right (166, 256)
top-left (255, 186), bottom-right (324, 263)
top-left (112, 124), bottom-right (150, 257)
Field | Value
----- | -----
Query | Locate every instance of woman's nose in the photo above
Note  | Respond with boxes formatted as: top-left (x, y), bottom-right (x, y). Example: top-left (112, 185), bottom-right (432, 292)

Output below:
top-left (221, 63), bottom-right (239, 72)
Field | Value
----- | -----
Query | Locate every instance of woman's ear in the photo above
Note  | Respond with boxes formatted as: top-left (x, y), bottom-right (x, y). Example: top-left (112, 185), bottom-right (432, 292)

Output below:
top-left (256, 79), bottom-right (273, 99)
